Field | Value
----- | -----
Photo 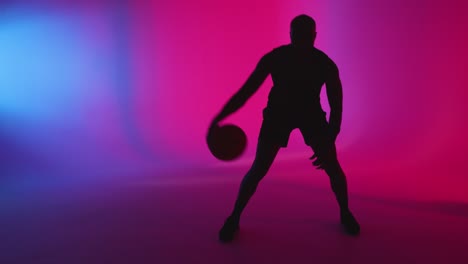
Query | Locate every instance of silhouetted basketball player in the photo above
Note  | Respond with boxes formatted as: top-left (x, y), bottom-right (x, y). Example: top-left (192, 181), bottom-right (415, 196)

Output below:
top-left (208, 14), bottom-right (360, 242)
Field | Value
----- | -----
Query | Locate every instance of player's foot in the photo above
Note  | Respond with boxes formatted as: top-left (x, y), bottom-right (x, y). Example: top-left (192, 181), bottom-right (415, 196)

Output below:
top-left (340, 210), bottom-right (360, 236)
top-left (219, 216), bottom-right (239, 243)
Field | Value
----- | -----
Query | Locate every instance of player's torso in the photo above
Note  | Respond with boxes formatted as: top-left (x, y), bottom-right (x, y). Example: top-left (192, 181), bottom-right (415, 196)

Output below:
top-left (265, 45), bottom-right (330, 119)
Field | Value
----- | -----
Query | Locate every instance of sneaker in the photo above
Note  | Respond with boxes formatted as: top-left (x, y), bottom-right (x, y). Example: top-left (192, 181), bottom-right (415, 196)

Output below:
top-left (219, 216), bottom-right (239, 242)
top-left (341, 210), bottom-right (360, 236)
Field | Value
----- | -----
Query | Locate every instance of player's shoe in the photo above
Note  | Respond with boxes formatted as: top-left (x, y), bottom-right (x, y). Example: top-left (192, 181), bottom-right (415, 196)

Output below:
top-left (219, 216), bottom-right (239, 242)
top-left (341, 210), bottom-right (360, 236)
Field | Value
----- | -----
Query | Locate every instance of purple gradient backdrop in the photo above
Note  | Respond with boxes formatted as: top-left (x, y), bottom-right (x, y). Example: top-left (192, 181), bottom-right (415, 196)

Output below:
top-left (1, 0), bottom-right (467, 200)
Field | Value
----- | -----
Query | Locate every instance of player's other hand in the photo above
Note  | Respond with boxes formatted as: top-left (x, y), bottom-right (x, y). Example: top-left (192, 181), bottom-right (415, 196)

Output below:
top-left (309, 153), bottom-right (324, 170)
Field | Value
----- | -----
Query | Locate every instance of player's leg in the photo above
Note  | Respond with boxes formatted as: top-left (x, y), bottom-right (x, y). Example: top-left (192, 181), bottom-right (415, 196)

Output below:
top-left (318, 146), bottom-right (349, 211)
top-left (300, 117), bottom-right (360, 235)
top-left (314, 144), bottom-right (360, 235)
top-left (219, 139), bottom-right (281, 242)
top-left (231, 139), bottom-right (281, 221)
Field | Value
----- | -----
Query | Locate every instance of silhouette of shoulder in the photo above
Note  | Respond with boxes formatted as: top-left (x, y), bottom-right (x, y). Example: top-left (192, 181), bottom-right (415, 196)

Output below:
top-left (313, 47), bottom-right (339, 75)
top-left (257, 45), bottom-right (289, 70)
top-left (260, 45), bottom-right (337, 75)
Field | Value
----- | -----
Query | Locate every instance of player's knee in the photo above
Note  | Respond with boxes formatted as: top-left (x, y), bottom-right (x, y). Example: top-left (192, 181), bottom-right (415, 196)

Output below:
top-left (244, 165), bottom-right (268, 184)
top-left (323, 160), bottom-right (345, 181)
top-left (250, 164), bottom-right (269, 178)
top-left (316, 147), bottom-right (337, 163)
top-left (239, 176), bottom-right (260, 196)
top-left (251, 157), bottom-right (274, 175)
top-left (319, 154), bottom-right (339, 171)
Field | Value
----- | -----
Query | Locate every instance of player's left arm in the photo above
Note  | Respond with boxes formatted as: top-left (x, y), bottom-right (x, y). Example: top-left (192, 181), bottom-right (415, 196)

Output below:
top-left (325, 60), bottom-right (343, 141)
top-left (210, 54), bottom-right (271, 125)
top-left (311, 60), bottom-right (342, 169)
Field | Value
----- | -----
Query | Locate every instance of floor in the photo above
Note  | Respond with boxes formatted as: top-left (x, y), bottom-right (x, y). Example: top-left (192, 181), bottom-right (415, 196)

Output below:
top-left (1, 160), bottom-right (468, 264)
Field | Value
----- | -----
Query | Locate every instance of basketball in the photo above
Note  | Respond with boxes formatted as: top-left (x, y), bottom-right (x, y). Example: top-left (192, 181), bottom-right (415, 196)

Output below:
top-left (207, 124), bottom-right (247, 161)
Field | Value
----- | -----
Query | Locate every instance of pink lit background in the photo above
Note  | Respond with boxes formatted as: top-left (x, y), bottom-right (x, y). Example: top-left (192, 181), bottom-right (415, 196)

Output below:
top-left (1, 0), bottom-right (468, 262)
top-left (2, 0), bottom-right (467, 199)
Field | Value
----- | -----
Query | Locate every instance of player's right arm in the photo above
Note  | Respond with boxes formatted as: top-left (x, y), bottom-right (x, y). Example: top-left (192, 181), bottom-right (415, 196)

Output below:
top-left (209, 54), bottom-right (271, 128)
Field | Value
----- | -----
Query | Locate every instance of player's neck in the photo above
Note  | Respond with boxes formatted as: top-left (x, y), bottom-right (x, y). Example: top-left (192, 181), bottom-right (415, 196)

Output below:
top-left (291, 42), bottom-right (314, 50)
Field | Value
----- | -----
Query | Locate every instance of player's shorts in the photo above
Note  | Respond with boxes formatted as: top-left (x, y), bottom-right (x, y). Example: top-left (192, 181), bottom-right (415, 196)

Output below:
top-left (258, 110), bottom-right (336, 158)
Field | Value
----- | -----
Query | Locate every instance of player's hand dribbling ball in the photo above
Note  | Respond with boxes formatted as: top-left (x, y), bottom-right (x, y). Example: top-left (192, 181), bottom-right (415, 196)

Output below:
top-left (207, 124), bottom-right (247, 161)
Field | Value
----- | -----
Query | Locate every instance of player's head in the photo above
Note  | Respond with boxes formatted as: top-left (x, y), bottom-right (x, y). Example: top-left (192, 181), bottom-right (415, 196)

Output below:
top-left (290, 14), bottom-right (316, 46)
